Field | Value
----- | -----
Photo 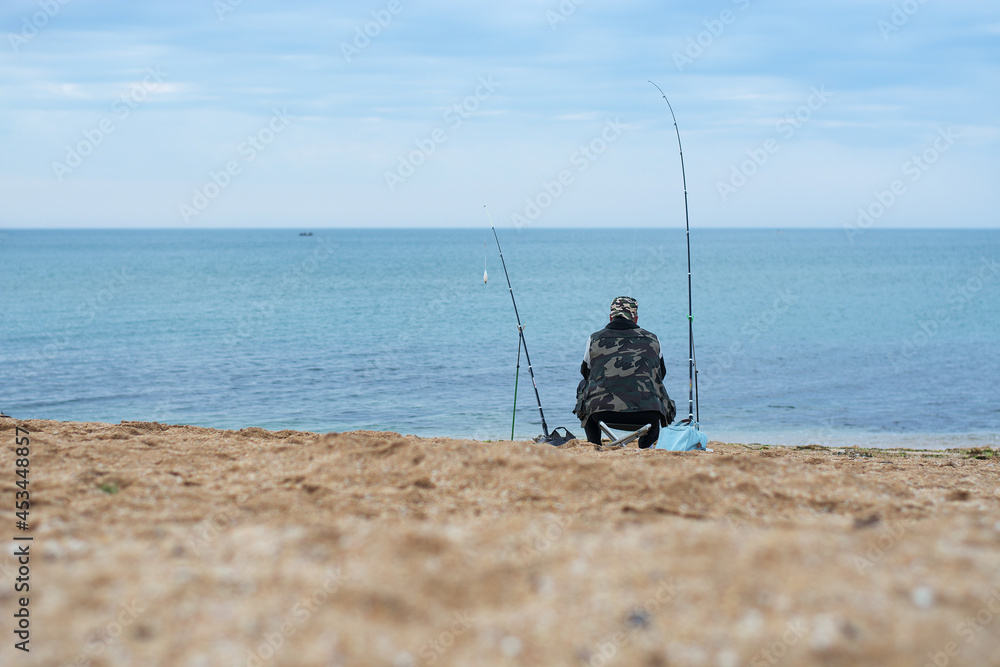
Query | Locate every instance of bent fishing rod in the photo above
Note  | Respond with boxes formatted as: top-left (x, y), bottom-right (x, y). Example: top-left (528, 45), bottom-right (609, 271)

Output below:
top-left (484, 205), bottom-right (551, 440)
top-left (649, 81), bottom-right (700, 423)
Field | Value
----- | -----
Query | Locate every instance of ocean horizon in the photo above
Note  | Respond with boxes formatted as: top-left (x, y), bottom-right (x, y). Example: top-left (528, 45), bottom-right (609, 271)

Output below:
top-left (2, 227), bottom-right (998, 449)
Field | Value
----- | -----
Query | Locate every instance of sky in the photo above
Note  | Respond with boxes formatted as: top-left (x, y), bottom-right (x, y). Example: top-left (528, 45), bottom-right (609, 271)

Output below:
top-left (1, 0), bottom-right (997, 229)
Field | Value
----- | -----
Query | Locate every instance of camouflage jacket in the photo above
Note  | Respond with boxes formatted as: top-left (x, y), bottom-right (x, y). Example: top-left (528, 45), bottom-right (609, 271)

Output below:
top-left (573, 318), bottom-right (673, 424)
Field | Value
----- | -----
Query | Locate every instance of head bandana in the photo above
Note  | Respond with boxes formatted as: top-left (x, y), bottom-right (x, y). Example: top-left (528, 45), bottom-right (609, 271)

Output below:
top-left (609, 296), bottom-right (638, 321)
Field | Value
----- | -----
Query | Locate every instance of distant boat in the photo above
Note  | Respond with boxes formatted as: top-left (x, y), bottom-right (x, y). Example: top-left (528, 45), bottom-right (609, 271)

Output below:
top-left (299, 232), bottom-right (313, 236)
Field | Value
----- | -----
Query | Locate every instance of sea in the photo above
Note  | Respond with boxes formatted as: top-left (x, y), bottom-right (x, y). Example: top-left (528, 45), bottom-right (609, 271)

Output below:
top-left (2, 228), bottom-right (998, 449)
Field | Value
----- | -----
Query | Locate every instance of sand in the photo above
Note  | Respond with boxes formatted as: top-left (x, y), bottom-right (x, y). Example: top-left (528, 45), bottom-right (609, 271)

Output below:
top-left (2, 418), bottom-right (999, 666)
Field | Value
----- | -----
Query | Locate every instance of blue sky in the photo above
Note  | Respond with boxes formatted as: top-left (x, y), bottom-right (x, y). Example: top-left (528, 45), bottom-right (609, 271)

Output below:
top-left (1, 0), bottom-right (997, 228)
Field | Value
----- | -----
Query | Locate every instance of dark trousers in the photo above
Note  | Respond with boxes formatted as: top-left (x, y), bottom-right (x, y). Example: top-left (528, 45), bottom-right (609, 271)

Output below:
top-left (584, 411), bottom-right (661, 448)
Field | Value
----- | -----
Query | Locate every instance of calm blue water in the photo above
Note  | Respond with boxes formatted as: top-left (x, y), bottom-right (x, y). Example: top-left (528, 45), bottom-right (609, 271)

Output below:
top-left (2, 229), bottom-right (998, 449)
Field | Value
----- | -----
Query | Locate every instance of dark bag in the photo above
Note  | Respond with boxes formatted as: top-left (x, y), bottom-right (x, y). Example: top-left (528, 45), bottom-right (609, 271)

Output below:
top-left (538, 427), bottom-right (576, 447)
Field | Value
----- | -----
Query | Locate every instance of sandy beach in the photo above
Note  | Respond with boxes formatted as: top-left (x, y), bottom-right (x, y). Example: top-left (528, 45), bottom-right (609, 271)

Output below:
top-left (4, 418), bottom-right (999, 666)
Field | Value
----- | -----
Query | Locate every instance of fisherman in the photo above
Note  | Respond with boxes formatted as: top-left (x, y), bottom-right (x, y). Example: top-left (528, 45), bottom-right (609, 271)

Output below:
top-left (574, 296), bottom-right (676, 448)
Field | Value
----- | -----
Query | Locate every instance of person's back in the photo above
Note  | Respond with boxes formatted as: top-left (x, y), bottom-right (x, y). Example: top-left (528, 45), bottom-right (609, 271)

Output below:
top-left (574, 296), bottom-right (675, 447)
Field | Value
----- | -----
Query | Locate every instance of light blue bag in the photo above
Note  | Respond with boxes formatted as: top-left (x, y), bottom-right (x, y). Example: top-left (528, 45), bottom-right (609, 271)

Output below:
top-left (655, 421), bottom-right (709, 451)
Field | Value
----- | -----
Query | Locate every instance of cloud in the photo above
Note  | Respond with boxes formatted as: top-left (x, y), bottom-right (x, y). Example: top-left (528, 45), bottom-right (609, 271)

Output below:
top-left (1, 0), bottom-right (997, 227)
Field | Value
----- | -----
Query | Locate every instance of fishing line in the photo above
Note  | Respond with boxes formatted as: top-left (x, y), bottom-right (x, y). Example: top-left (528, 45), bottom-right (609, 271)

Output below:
top-left (627, 227), bottom-right (638, 293)
top-left (483, 233), bottom-right (489, 284)
top-left (510, 329), bottom-right (522, 440)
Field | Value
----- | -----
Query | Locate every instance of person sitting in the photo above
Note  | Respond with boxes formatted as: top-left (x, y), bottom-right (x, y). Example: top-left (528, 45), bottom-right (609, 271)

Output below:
top-left (574, 296), bottom-right (675, 448)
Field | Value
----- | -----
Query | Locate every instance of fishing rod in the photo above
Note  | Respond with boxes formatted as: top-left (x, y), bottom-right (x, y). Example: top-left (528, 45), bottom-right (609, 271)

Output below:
top-left (484, 205), bottom-right (551, 440)
top-left (649, 81), bottom-right (699, 423)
